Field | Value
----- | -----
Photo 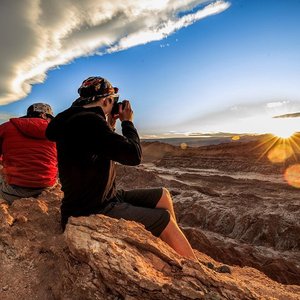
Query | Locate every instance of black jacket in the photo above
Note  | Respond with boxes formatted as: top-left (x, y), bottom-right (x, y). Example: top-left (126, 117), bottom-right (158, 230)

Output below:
top-left (46, 106), bottom-right (141, 228)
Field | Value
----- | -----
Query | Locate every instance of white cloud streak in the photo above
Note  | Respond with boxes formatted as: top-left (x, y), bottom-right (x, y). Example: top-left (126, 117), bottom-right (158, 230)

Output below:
top-left (169, 100), bottom-right (300, 134)
top-left (273, 112), bottom-right (300, 118)
top-left (0, 0), bottom-right (230, 104)
top-left (266, 101), bottom-right (289, 108)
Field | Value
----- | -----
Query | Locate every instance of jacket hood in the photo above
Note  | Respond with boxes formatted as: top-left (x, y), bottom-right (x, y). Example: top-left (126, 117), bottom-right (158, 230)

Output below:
top-left (10, 117), bottom-right (48, 139)
top-left (46, 106), bottom-right (105, 142)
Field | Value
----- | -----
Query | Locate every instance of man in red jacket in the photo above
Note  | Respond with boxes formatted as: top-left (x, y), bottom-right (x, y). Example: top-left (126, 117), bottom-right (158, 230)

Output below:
top-left (0, 103), bottom-right (58, 204)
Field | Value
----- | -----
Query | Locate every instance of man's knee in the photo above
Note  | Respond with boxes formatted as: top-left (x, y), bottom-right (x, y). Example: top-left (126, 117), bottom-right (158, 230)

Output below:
top-left (162, 187), bottom-right (171, 199)
top-left (160, 188), bottom-right (174, 207)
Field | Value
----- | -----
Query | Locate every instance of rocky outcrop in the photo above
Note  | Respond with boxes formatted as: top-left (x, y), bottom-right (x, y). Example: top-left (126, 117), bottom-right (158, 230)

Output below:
top-left (63, 215), bottom-right (300, 300)
top-left (1, 187), bottom-right (300, 299)
top-left (0, 189), bottom-right (65, 300)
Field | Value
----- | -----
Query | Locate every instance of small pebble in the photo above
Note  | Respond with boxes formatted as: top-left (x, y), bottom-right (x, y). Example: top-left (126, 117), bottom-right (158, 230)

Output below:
top-left (206, 262), bottom-right (215, 270)
top-left (2, 285), bottom-right (9, 291)
top-left (216, 265), bottom-right (231, 274)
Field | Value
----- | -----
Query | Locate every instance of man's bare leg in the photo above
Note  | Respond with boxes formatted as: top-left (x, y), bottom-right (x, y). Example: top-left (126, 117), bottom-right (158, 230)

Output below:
top-left (156, 188), bottom-right (196, 260)
top-left (160, 217), bottom-right (197, 260)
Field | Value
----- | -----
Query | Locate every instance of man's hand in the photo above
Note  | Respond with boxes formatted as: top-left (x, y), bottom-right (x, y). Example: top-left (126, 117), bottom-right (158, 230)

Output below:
top-left (119, 100), bottom-right (134, 122)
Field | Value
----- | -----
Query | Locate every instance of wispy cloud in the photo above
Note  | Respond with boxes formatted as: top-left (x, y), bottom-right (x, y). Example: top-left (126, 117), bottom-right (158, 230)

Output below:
top-left (0, 112), bottom-right (17, 124)
top-left (168, 100), bottom-right (300, 134)
top-left (0, 0), bottom-right (230, 105)
top-left (273, 112), bottom-right (300, 118)
top-left (266, 101), bottom-right (289, 108)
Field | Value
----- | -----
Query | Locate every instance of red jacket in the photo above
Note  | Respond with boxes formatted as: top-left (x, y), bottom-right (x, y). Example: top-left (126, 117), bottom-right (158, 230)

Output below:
top-left (0, 117), bottom-right (57, 188)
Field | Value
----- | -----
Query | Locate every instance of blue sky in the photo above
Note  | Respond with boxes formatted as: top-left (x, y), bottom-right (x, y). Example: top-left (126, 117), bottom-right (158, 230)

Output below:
top-left (0, 0), bottom-right (299, 138)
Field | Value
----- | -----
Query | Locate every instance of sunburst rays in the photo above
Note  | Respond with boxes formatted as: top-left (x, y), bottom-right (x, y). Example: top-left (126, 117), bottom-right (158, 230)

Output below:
top-left (252, 132), bottom-right (300, 188)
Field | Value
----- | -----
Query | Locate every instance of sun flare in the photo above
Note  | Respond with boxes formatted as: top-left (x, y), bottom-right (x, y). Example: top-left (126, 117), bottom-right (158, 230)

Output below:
top-left (271, 127), bottom-right (296, 139)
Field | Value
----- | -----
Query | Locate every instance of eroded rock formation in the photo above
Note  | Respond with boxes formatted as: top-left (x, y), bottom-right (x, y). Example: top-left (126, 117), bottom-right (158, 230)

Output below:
top-left (63, 214), bottom-right (300, 300)
top-left (1, 139), bottom-right (300, 299)
top-left (116, 139), bottom-right (300, 286)
top-left (0, 186), bottom-right (299, 299)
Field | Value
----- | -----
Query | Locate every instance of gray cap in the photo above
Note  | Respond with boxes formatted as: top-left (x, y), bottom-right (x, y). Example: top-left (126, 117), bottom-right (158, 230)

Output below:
top-left (27, 103), bottom-right (54, 118)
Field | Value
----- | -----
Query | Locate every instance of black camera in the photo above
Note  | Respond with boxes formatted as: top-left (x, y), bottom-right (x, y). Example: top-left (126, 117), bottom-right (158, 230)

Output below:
top-left (111, 100), bottom-right (126, 116)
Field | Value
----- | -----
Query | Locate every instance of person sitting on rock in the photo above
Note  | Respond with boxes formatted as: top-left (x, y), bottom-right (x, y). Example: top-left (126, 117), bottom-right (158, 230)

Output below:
top-left (0, 103), bottom-right (58, 204)
top-left (46, 76), bottom-right (196, 260)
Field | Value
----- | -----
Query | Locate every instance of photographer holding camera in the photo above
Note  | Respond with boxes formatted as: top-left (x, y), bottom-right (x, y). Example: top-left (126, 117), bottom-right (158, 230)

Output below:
top-left (46, 76), bottom-right (196, 260)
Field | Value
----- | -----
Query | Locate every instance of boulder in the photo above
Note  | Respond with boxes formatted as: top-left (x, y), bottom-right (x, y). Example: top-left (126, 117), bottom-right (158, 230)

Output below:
top-left (63, 214), bottom-right (300, 300)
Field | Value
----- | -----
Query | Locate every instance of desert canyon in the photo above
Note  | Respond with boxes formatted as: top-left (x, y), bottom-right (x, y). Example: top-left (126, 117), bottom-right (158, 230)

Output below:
top-left (1, 134), bottom-right (300, 299)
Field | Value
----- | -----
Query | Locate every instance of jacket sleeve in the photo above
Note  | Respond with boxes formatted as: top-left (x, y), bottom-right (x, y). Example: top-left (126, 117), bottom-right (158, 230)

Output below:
top-left (79, 113), bottom-right (142, 166)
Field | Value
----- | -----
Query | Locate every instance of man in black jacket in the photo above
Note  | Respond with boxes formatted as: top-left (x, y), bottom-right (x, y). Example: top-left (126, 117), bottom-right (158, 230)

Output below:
top-left (46, 76), bottom-right (196, 260)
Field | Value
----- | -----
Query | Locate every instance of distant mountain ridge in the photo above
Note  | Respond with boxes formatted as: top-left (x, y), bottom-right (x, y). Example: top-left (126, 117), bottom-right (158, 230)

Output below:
top-left (142, 133), bottom-right (271, 147)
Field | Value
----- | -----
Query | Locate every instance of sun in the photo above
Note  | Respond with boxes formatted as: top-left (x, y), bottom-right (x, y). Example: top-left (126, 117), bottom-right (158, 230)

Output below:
top-left (271, 127), bottom-right (296, 139)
